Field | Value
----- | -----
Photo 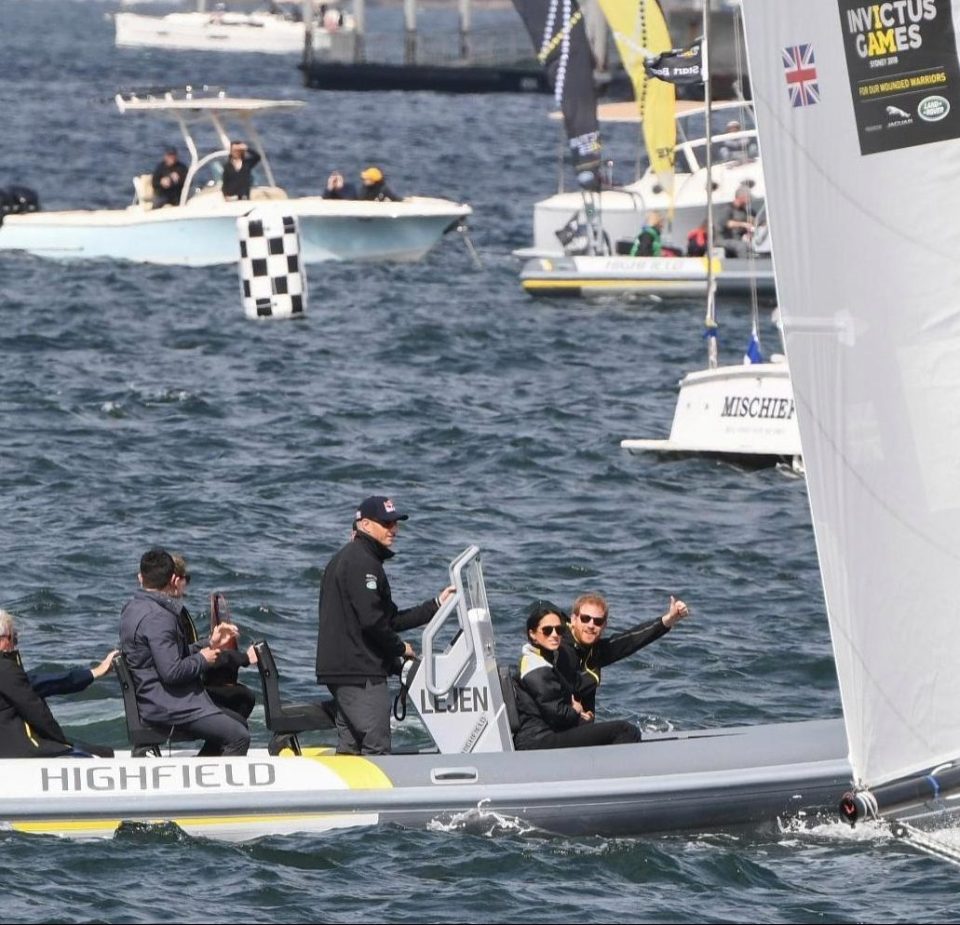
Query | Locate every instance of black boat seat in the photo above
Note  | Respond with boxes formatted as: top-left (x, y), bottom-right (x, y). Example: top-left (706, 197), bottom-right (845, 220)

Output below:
top-left (497, 665), bottom-right (521, 736)
top-left (252, 639), bottom-right (335, 756)
top-left (114, 651), bottom-right (198, 757)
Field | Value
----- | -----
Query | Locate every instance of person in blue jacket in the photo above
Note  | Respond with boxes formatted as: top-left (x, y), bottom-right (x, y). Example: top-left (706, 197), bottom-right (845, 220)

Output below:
top-left (29, 648), bottom-right (117, 698)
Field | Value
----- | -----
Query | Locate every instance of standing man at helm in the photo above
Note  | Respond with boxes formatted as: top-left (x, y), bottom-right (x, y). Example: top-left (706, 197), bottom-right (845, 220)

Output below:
top-left (315, 496), bottom-right (454, 755)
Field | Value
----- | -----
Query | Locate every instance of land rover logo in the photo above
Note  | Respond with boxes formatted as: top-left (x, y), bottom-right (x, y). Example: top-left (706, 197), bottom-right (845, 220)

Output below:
top-left (918, 96), bottom-right (950, 122)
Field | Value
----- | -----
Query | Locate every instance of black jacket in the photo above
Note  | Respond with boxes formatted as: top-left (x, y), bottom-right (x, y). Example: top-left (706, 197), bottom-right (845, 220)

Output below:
top-left (315, 532), bottom-right (439, 685)
top-left (151, 158), bottom-right (188, 206)
top-left (359, 180), bottom-right (402, 202)
top-left (514, 641), bottom-right (585, 748)
top-left (222, 150), bottom-right (262, 199)
top-left (562, 618), bottom-right (670, 713)
top-left (0, 650), bottom-right (72, 758)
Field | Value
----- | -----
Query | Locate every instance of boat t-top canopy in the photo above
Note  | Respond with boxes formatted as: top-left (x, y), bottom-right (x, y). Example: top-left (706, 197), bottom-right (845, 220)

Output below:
top-left (115, 93), bottom-right (306, 117)
top-left (113, 89), bottom-right (306, 199)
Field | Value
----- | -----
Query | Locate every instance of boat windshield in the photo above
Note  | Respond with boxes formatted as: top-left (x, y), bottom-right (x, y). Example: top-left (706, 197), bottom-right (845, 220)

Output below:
top-left (677, 104), bottom-right (756, 146)
top-left (684, 133), bottom-right (760, 170)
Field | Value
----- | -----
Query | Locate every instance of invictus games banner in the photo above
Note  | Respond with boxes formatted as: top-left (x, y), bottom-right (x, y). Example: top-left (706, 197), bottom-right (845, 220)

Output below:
top-left (838, 0), bottom-right (960, 154)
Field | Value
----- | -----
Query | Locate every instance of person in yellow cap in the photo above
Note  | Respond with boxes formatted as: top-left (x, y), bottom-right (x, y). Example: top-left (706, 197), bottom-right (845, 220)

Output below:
top-left (359, 166), bottom-right (402, 202)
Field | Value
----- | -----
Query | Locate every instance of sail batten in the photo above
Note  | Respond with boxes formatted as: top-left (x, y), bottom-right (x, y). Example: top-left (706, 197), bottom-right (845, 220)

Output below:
top-left (741, 0), bottom-right (960, 789)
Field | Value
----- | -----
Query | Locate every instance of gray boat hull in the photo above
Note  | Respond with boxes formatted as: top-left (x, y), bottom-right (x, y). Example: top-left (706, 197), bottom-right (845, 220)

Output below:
top-left (1, 719), bottom-right (851, 841)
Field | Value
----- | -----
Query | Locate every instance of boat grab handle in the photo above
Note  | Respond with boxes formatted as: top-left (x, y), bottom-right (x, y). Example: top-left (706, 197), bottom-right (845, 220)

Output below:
top-left (422, 546), bottom-right (480, 697)
top-left (430, 767), bottom-right (479, 784)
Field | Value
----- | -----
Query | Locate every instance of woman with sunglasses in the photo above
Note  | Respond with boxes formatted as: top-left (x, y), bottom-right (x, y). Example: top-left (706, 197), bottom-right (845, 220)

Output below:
top-left (564, 592), bottom-right (689, 715)
top-left (514, 600), bottom-right (641, 750)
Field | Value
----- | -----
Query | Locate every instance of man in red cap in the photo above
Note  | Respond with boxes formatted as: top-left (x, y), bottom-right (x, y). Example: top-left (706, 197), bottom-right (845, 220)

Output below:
top-left (315, 496), bottom-right (453, 754)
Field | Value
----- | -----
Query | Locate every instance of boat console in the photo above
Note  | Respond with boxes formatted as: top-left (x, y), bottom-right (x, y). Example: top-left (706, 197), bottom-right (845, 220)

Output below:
top-left (405, 546), bottom-right (515, 754)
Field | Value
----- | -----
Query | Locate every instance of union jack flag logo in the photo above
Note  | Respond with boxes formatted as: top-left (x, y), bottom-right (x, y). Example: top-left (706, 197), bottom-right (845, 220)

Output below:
top-left (783, 44), bottom-right (819, 107)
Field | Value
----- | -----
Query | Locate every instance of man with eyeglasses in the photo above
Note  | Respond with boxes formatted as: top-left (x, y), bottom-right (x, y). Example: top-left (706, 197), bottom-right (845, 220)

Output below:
top-left (120, 548), bottom-right (250, 756)
top-left (564, 592), bottom-right (689, 715)
top-left (315, 496), bottom-right (454, 755)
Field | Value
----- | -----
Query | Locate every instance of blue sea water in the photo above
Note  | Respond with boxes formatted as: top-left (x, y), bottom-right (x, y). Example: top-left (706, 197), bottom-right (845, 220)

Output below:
top-left (0, 1), bottom-right (958, 922)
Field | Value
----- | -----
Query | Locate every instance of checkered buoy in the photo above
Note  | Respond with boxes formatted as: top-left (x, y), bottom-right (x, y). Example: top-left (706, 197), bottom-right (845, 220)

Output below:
top-left (236, 210), bottom-right (308, 319)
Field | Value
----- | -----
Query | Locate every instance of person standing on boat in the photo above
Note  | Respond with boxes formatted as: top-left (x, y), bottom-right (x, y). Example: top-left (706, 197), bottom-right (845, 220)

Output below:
top-left (561, 593), bottom-right (689, 716)
top-left (221, 141), bottom-right (262, 201)
top-left (515, 600), bottom-right (641, 750)
top-left (151, 146), bottom-right (188, 208)
top-left (0, 610), bottom-right (114, 758)
top-left (717, 185), bottom-right (757, 259)
top-left (315, 496), bottom-right (454, 755)
top-left (119, 548), bottom-right (250, 756)
top-left (358, 166), bottom-right (402, 203)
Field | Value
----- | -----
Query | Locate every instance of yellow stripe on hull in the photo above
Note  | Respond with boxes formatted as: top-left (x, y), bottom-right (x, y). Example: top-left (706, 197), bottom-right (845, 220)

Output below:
top-left (522, 278), bottom-right (706, 293)
top-left (13, 809), bottom-right (381, 838)
top-left (306, 754), bottom-right (395, 789)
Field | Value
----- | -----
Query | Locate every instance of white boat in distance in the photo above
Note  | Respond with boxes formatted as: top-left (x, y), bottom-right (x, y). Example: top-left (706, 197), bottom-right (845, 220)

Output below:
top-left (516, 99), bottom-right (764, 260)
top-left (0, 90), bottom-right (471, 267)
top-left (115, 2), bottom-right (353, 55)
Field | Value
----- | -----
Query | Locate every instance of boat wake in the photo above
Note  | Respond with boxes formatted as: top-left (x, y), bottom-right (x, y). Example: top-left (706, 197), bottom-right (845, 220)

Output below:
top-left (775, 812), bottom-right (893, 844)
top-left (427, 800), bottom-right (540, 838)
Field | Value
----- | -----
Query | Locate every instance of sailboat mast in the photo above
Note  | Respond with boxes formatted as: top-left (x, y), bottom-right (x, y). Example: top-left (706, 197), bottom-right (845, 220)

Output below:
top-left (703, 0), bottom-right (718, 369)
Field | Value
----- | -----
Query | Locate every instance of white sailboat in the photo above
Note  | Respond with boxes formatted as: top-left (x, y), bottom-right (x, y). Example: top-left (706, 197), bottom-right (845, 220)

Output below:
top-left (741, 0), bottom-right (960, 840)
top-left (621, 3), bottom-right (802, 469)
top-left (115, 1), bottom-right (354, 56)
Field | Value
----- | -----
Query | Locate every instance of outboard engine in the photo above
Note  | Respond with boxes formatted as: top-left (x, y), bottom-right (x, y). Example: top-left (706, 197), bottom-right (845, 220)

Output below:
top-left (0, 185), bottom-right (40, 224)
top-left (406, 546), bottom-right (515, 754)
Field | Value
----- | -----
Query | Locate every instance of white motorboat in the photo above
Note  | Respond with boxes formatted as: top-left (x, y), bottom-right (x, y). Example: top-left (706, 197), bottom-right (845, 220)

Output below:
top-left (515, 99), bottom-right (765, 260)
top-left (115, 1), bottom-right (354, 55)
top-left (0, 90), bottom-right (471, 267)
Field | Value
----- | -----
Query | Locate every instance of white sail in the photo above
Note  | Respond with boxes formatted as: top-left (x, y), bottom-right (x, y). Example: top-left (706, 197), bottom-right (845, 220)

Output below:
top-left (741, 0), bottom-right (960, 789)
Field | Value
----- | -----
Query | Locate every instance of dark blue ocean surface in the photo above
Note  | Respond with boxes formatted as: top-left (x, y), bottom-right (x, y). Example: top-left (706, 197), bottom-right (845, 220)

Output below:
top-left (0, 2), bottom-right (956, 922)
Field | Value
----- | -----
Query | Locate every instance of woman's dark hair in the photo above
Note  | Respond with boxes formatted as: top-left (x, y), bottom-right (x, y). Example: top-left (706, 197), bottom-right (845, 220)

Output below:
top-left (525, 599), bottom-right (566, 634)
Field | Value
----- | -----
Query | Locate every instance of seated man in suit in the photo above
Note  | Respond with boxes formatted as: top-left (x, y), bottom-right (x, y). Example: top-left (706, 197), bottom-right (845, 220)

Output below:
top-left (119, 548), bottom-right (250, 756)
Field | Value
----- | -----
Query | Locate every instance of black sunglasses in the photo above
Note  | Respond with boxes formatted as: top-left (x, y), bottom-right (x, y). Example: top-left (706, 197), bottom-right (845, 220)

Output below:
top-left (538, 624), bottom-right (563, 637)
top-left (577, 614), bottom-right (607, 627)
